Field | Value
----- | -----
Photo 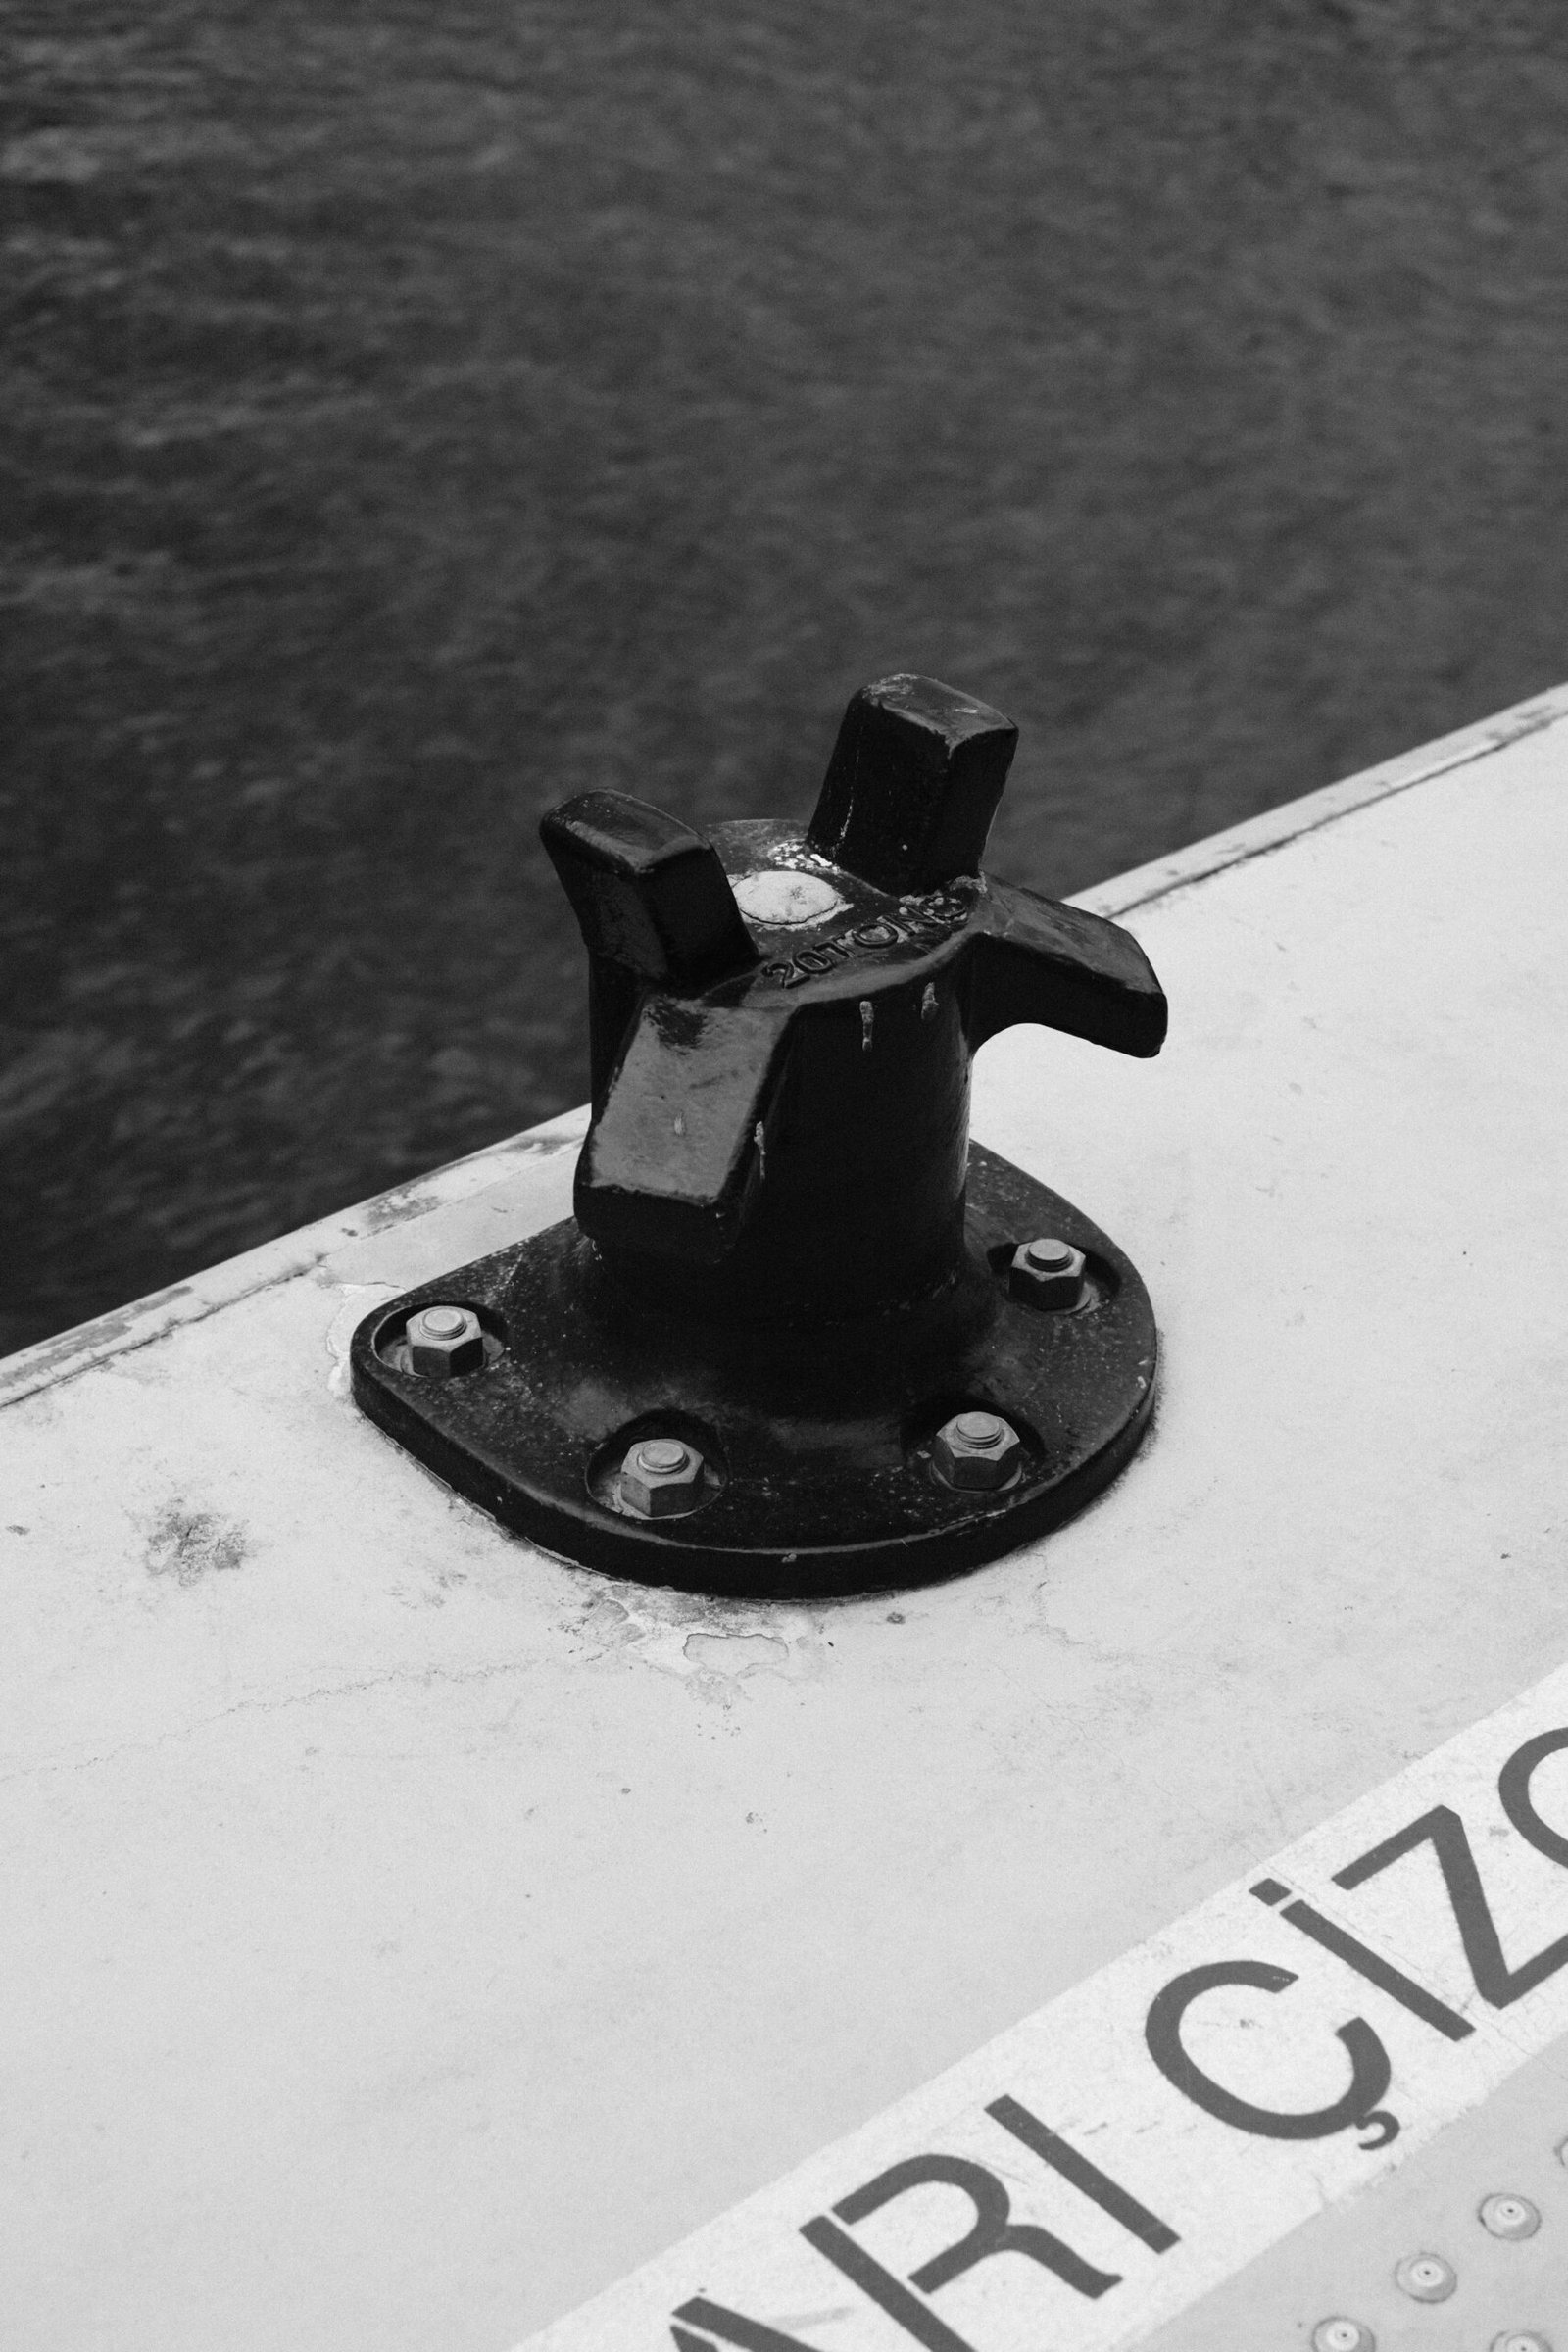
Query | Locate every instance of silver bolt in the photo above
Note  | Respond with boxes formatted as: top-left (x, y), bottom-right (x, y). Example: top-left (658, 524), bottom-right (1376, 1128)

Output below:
top-left (1492, 2334), bottom-right (1553, 2352)
top-left (1479, 2191), bottom-right (1541, 2239)
top-left (1312, 2322), bottom-right (1374, 2352)
top-left (1394, 2250), bottom-right (1456, 2302)
top-left (620, 1435), bottom-right (705, 1518)
top-left (932, 1410), bottom-right (1025, 1492)
top-left (1008, 1236), bottom-right (1088, 1311)
top-left (405, 1304), bottom-right (486, 1378)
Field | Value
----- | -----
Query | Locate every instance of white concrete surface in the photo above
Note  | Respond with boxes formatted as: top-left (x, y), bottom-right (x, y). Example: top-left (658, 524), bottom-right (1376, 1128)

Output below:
top-left (527, 1661), bottom-right (1568, 2348)
top-left (3, 684), bottom-right (1567, 2350)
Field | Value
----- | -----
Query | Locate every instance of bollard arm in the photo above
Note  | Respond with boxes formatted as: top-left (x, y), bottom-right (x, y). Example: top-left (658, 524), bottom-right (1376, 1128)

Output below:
top-left (543, 674), bottom-right (1165, 1275)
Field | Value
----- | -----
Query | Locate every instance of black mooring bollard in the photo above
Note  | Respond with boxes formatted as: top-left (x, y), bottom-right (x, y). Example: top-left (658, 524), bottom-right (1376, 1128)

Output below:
top-left (352, 673), bottom-right (1166, 1595)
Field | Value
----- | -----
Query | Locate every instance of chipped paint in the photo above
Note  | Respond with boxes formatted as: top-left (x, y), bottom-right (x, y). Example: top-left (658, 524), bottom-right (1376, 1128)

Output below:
top-left (0, 1110), bottom-right (587, 1411)
top-left (325, 1284), bottom-right (398, 1398)
top-left (682, 1631), bottom-right (791, 1676)
top-left (143, 1502), bottom-right (250, 1585)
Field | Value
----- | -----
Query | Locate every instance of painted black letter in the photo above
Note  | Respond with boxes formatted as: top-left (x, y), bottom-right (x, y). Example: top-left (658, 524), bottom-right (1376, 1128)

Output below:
top-left (672, 2297), bottom-right (822, 2350)
top-left (1335, 1803), bottom-right (1568, 2008)
top-left (834, 2154), bottom-right (1118, 2299)
top-left (985, 2095), bottom-right (1177, 2252)
top-left (1498, 1727), bottom-right (1568, 1870)
top-left (1145, 1959), bottom-right (1396, 2145)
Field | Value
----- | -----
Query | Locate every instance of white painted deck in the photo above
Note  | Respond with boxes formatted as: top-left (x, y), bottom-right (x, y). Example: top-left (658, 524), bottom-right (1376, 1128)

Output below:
top-left (4, 687), bottom-right (1567, 2350)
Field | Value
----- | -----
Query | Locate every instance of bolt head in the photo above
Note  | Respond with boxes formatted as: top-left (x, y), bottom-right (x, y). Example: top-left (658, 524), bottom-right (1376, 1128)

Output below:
top-left (1478, 2191), bottom-right (1540, 2239)
top-left (1311, 2325), bottom-right (1374, 2352)
top-left (932, 1410), bottom-right (1025, 1491)
top-left (1008, 1236), bottom-right (1087, 1310)
top-left (620, 1436), bottom-right (705, 1518)
top-left (405, 1304), bottom-right (486, 1378)
top-left (1394, 2251), bottom-right (1455, 2303)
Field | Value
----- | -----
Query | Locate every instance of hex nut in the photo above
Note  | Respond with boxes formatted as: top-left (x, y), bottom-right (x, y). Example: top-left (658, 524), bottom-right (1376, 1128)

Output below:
top-left (405, 1304), bottom-right (486, 1378)
top-left (932, 1409), bottom-right (1025, 1492)
top-left (620, 1436), bottom-right (706, 1518)
top-left (1009, 1236), bottom-right (1088, 1310)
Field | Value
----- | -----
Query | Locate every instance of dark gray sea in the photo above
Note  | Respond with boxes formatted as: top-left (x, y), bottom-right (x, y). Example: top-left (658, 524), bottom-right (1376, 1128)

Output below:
top-left (6, 1), bottom-right (1567, 1351)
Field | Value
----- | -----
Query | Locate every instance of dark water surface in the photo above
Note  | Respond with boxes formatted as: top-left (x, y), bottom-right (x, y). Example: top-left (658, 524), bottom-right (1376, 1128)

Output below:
top-left (6, 2), bottom-right (1568, 1351)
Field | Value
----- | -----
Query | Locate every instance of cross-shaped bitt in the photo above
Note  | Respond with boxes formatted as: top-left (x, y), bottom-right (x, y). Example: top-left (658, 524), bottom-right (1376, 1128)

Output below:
top-left (354, 673), bottom-right (1166, 1594)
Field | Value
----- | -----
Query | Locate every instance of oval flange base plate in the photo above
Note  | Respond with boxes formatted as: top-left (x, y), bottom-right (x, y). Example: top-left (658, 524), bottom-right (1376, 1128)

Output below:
top-left (349, 1144), bottom-right (1157, 1598)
